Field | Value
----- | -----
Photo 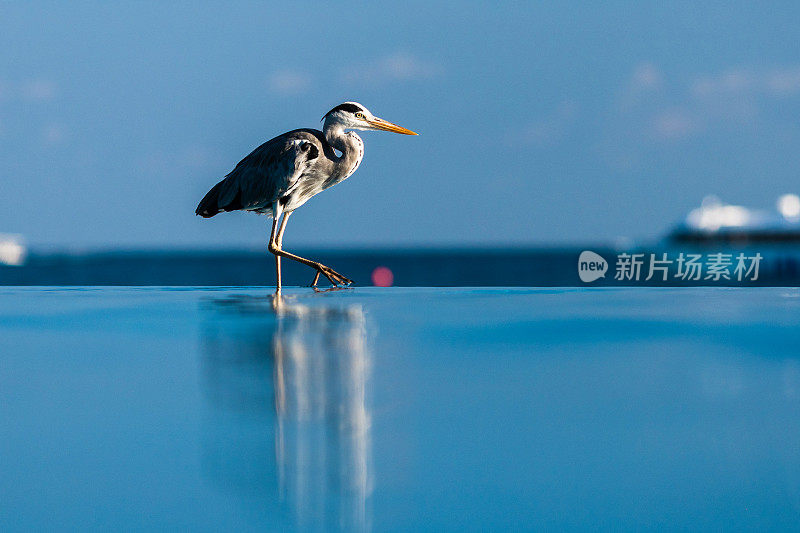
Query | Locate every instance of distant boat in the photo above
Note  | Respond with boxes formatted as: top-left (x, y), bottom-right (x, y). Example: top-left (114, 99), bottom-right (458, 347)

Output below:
top-left (0, 234), bottom-right (27, 266)
top-left (669, 194), bottom-right (800, 244)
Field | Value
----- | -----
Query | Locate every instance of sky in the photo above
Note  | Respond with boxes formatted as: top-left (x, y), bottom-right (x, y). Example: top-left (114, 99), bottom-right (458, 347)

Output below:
top-left (2, 1), bottom-right (800, 249)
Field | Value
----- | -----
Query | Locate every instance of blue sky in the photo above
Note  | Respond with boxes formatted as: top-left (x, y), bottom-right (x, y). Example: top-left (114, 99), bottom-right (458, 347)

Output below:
top-left (2, 2), bottom-right (800, 249)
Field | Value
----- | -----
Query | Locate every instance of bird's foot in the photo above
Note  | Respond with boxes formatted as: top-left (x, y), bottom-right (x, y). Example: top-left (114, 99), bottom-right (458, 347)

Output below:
top-left (312, 285), bottom-right (351, 293)
top-left (310, 264), bottom-right (353, 289)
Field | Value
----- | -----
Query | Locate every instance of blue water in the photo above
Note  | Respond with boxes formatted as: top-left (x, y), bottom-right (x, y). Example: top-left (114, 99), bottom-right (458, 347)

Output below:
top-left (2, 287), bottom-right (800, 531)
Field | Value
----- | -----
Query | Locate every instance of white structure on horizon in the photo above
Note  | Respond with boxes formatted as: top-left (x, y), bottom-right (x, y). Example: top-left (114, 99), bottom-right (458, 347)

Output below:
top-left (683, 194), bottom-right (800, 232)
top-left (0, 234), bottom-right (26, 266)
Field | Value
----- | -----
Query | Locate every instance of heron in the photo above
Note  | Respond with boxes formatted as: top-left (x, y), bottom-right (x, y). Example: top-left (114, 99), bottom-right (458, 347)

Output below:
top-left (195, 102), bottom-right (417, 292)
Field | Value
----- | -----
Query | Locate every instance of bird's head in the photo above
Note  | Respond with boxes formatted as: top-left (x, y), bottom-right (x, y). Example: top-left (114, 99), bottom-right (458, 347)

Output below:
top-left (322, 102), bottom-right (418, 135)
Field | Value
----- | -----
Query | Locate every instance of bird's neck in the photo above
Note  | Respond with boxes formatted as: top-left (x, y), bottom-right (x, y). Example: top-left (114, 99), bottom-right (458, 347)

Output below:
top-left (323, 124), bottom-right (364, 182)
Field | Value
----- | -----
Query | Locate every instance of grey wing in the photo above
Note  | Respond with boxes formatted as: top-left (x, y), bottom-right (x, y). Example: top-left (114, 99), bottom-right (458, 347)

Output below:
top-left (217, 132), bottom-right (320, 213)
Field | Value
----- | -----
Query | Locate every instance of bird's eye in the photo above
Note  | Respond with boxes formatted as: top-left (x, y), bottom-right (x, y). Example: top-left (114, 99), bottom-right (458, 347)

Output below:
top-left (355, 112), bottom-right (365, 120)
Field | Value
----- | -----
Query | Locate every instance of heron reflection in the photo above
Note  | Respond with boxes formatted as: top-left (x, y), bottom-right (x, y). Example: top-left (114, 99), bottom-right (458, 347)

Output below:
top-left (201, 293), bottom-right (371, 531)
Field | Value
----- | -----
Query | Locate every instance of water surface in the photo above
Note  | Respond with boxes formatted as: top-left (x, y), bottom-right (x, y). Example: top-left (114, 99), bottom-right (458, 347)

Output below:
top-left (1, 287), bottom-right (800, 530)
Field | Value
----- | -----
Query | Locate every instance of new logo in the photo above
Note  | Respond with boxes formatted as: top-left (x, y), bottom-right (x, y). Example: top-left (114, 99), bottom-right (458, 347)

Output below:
top-left (578, 251), bottom-right (608, 282)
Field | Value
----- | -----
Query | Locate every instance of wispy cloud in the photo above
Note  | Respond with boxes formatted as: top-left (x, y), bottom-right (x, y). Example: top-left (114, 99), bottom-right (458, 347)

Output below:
top-left (663, 66), bottom-right (800, 139)
top-left (650, 107), bottom-right (700, 141)
top-left (267, 70), bottom-right (313, 96)
top-left (606, 62), bottom-right (800, 149)
top-left (598, 63), bottom-right (701, 169)
top-left (766, 67), bottom-right (800, 96)
top-left (631, 62), bottom-right (663, 91)
top-left (24, 80), bottom-right (57, 101)
top-left (597, 62), bottom-right (800, 170)
top-left (0, 79), bottom-right (58, 102)
top-left (42, 123), bottom-right (67, 146)
top-left (609, 62), bottom-right (702, 145)
top-left (692, 66), bottom-right (800, 98)
top-left (341, 52), bottom-right (440, 86)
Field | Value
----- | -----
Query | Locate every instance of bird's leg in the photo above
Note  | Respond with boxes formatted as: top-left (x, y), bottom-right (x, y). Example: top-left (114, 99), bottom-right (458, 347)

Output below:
top-left (269, 216), bottom-right (282, 294)
top-left (270, 247), bottom-right (353, 287)
top-left (267, 212), bottom-right (353, 287)
top-left (276, 211), bottom-right (291, 249)
top-left (268, 245), bottom-right (352, 287)
top-left (273, 212), bottom-right (292, 293)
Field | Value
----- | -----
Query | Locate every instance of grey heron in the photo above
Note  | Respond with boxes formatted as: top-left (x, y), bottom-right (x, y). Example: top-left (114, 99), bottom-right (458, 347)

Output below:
top-left (196, 102), bottom-right (417, 292)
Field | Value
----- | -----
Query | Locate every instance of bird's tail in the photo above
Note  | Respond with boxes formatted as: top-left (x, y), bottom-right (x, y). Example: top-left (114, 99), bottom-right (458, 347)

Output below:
top-left (195, 180), bottom-right (224, 218)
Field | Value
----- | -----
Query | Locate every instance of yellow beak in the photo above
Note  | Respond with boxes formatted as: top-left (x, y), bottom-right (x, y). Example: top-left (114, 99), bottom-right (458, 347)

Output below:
top-left (368, 117), bottom-right (418, 135)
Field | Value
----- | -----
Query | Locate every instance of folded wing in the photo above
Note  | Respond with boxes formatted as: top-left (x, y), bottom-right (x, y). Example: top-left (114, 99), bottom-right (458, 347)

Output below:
top-left (196, 132), bottom-right (320, 218)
